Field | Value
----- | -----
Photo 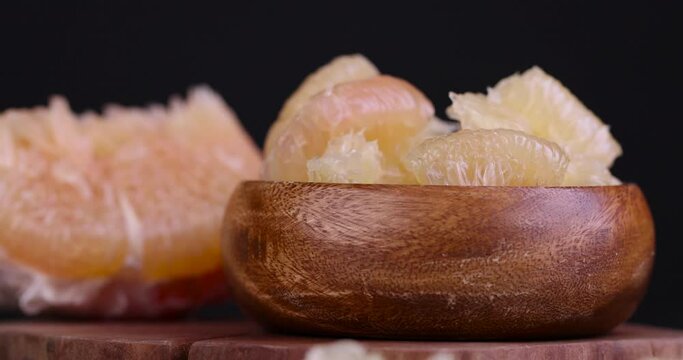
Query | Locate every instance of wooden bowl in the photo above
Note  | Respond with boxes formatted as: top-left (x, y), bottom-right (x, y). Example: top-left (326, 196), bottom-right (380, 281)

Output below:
top-left (222, 181), bottom-right (655, 340)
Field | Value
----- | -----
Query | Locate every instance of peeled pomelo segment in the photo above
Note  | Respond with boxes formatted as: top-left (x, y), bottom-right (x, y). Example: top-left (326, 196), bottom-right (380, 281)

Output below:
top-left (447, 66), bottom-right (621, 185)
top-left (0, 103), bottom-right (128, 279)
top-left (307, 132), bottom-right (383, 184)
top-left (0, 86), bottom-right (261, 284)
top-left (405, 129), bottom-right (569, 186)
top-left (420, 117), bottom-right (459, 137)
top-left (0, 190), bottom-right (126, 279)
top-left (266, 55), bottom-right (379, 159)
top-left (447, 93), bottom-right (529, 132)
top-left (264, 75), bottom-right (434, 182)
top-left (563, 159), bottom-right (621, 186)
top-left (277, 54), bottom-right (380, 125)
top-left (93, 88), bottom-right (261, 281)
top-left (305, 340), bottom-right (380, 360)
top-left (405, 117), bottom-right (459, 157)
top-left (106, 137), bottom-right (238, 281)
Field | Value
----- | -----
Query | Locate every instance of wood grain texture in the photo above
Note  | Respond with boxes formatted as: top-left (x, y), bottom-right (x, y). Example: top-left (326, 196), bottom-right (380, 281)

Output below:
top-left (0, 322), bottom-right (681, 359)
top-left (0, 321), bottom-right (256, 360)
top-left (222, 181), bottom-right (655, 340)
top-left (188, 324), bottom-right (683, 360)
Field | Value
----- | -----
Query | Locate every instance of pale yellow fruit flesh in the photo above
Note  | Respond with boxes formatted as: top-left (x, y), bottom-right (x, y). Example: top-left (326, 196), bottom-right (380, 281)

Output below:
top-left (447, 66), bottom-right (621, 185)
top-left (0, 87), bottom-right (261, 280)
top-left (265, 54), bottom-right (380, 162)
top-left (264, 75), bottom-right (435, 182)
top-left (277, 54), bottom-right (380, 126)
top-left (307, 132), bottom-right (383, 184)
top-left (265, 55), bottom-right (621, 187)
top-left (405, 129), bottom-right (569, 186)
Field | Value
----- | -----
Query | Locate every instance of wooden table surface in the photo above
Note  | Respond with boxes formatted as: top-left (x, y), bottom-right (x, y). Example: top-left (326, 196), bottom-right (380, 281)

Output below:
top-left (0, 322), bottom-right (682, 360)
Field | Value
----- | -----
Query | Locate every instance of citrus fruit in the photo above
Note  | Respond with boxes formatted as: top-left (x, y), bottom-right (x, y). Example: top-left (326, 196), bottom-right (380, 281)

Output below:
top-left (264, 54), bottom-right (380, 163)
top-left (0, 86), bottom-right (260, 315)
top-left (277, 54), bottom-right (380, 127)
top-left (305, 340), bottom-right (383, 360)
top-left (405, 129), bottom-right (569, 186)
top-left (447, 66), bottom-right (621, 185)
top-left (307, 132), bottom-right (383, 184)
top-left (305, 117), bottom-right (456, 184)
top-left (264, 75), bottom-right (435, 183)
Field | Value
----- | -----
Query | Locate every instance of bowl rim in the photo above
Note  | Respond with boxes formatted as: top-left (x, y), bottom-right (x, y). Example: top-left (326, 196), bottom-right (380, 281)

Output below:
top-left (240, 180), bottom-right (638, 191)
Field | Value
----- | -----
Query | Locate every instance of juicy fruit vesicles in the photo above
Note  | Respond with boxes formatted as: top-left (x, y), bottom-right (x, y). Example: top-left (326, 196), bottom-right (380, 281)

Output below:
top-left (405, 129), bottom-right (569, 186)
top-left (264, 54), bottom-right (453, 184)
top-left (447, 66), bottom-right (621, 185)
top-left (0, 87), bottom-right (261, 317)
top-left (307, 132), bottom-right (384, 184)
top-left (265, 74), bottom-right (439, 183)
top-left (264, 55), bottom-right (621, 187)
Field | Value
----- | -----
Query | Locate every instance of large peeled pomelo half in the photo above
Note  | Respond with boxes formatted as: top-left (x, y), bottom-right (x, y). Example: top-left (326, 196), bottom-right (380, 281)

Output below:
top-left (0, 86), bottom-right (261, 316)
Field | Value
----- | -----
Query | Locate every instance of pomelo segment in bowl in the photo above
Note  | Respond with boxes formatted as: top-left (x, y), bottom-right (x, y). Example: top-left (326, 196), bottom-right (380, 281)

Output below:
top-left (265, 75), bottom-right (436, 183)
top-left (264, 54), bottom-right (380, 175)
top-left (447, 66), bottom-right (622, 185)
top-left (264, 55), bottom-right (454, 183)
top-left (405, 129), bottom-right (569, 186)
top-left (266, 55), bottom-right (621, 187)
top-left (0, 86), bottom-right (261, 316)
top-left (307, 131), bottom-right (384, 184)
top-left (275, 54), bottom-right (380, 129)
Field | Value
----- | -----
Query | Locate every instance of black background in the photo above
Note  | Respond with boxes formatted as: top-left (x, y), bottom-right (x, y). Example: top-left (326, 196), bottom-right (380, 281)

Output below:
top-left (1, 1), bottom-right (682, 327)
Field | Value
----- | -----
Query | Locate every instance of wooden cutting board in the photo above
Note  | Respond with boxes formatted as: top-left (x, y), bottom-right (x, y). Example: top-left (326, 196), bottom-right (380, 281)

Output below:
top-left (0, 322), bottom-right (682, 360)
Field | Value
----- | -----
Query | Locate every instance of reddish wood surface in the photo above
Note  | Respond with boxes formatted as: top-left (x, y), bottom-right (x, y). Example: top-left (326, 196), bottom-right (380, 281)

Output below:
top-left (0, 322), bottom-right (682, 359)
top-left (192, 324), bottom-right (683, 360)
top-left (0, 321), bottom-right (256, 360)
top-left (223, 182), bottom-right (655, 339)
